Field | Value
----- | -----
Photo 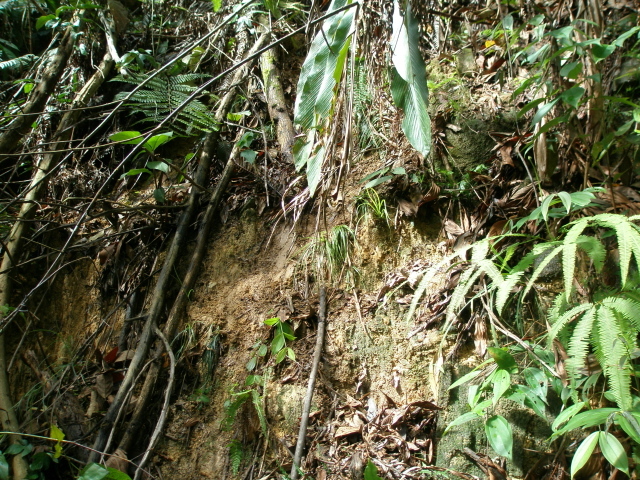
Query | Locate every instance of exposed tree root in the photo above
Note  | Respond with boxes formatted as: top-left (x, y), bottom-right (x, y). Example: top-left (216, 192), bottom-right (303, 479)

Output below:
top-left (87, 128), bottom-right (215, 462)
top-left (106, 31), bottom-right (272, 464)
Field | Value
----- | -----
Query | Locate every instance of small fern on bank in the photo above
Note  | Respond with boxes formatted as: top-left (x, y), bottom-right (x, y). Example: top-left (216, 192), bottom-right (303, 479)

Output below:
top-left (113, 72), bottom-right (218, 135)
top-left (228, 439), bottom-right (245, 475)
top-left (222, 387), bottom-right (267, 437)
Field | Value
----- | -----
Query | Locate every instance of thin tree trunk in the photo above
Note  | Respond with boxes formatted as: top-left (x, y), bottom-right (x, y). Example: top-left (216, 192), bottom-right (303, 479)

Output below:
top-left (116, 32), bottom-right (271, 457)
top-left (260, 46), bottom-right (295, 163)
top-left (291, 287), bottom-right (327, 479)
top-left (0, 27), bottom-right (76, 161)
top-left (88, 144), bottom-right (213, 462)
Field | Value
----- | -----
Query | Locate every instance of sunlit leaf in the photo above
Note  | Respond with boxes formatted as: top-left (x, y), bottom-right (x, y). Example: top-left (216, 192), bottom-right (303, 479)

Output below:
top-left (110, 131), bottom-right (143, 145)
top-left (275, 347), bottom-right (287, 363)
top-left (599, 431), bottom-right (629, 475)
top-left (363, 461), bottom-right (382, 480)
top-left (390, 1), bottom-right (431, 156)
top-left (591, 43), bottom-right (615, 62)
top-left (485, 415), bottom-right (513, 460)
top-left (147, 161), bottom-right (170, 173)
top-left (571, 432), bottom-right (599, 478)
top-left (487, 347), bottom-right (518, 372)
top-left (77, 463), bottom-right (110, 480)
top-left (443, 411), bottom-right (481, 435)
top-left (561, 86), bottom-right (585, 109)
top-left (50, 424), bottom-right (65, 459)
top-left (36, 14), bottom-right (56, 30)
top-left (617, 412), bottom-right (640, 445)
top-left (491, 369), bottom-right (510, 406)
top-left (272, 333), bottom-right (285, 354)
top-left (246, 356), bottom-right (257, 371)
top-left (294, 0), bottom-right (355, 130)
top-left (240, 150), bottom-right (257, 164)
top-left (144, 133), bottom-right (174, 153)
top-left (552, 402), bottom-right (586, 432)
top-left (307, 145), bottom-right (326, 197)
top-left (532, 98), bottom-right (560, 125)
top-left (364, 175), bottom-right (392, 189)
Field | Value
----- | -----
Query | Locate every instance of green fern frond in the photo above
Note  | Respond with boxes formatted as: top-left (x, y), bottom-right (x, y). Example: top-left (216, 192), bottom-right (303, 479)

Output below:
top-left (444, 265), bottom-right (480, 330)
top-left (478, 259), bottom-right (503, 287)
top-left (522, 244), bottom-right (563, 300)
top-left (575, 235), bottom-right (606, 273)
top-left (495, 250), bottom-right (538, 314)
top-left (228, 439), bottom-right (244, 475)
top-left (250, 389), bottom-right (268, 437)
top-left (587, 214), bottom-right (640, 288)
top-left (113, 72), bottom-right (218, 135)
top-left (610, 218), bottom-right (635, 288)
top-left (595, 305), bottom-right (634, 410)
top-left (222, 391), bottom-right (251, 431)
top-left (601, 296), bottom-right (640, 331)
top-left (547, 303), bottom-right (593, 346)
top-left (471, 239), bottom-right (490, 262)
top-left (406, 253), bottom-right (458, 322)
top-left (565, 307), bottom-right (596, 379)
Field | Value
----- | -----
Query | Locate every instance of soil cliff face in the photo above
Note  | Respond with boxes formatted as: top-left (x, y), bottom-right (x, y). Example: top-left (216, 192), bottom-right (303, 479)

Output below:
top-left (152, 207), bottom-right (450, 478)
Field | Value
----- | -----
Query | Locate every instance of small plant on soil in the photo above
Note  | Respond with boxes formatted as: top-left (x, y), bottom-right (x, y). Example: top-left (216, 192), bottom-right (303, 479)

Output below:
top-left (356, 188), bottom-right (390, 227)
top-left (297, 225), bottom-right (358, 289)
top-left (223, 316), bottom-right (299, 470)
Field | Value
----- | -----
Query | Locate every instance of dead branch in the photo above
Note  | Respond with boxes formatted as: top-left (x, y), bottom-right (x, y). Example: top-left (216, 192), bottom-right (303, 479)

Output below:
top-left (290, 287), bottom-right (327, 480)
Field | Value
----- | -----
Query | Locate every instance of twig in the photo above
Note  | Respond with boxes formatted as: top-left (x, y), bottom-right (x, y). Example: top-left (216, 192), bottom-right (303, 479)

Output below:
top-left (134, 326), bottom-right (175, 480)
top-left (290, 287), bottom-right (327, 479)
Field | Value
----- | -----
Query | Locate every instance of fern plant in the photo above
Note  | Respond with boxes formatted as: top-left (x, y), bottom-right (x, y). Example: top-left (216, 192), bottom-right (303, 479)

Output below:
top-left (435, 211), bottom-right (640, 474)
top-left (228, 439), bottom-right (245, 475)
top-left (112, 72), bottom-right (218, 135)
top-left (222, 386), bottom-right (267, 437)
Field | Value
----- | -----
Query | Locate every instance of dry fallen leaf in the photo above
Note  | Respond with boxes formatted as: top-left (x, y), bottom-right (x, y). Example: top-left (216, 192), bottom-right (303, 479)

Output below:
top-left (105, 448), bottom-right (129, 474)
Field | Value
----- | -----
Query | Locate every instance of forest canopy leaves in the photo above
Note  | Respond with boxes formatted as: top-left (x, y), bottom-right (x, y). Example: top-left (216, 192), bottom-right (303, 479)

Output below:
top-left (293, 0), bottom-right (355, 130)
top-left (390, 0), bottom-right (431, 157)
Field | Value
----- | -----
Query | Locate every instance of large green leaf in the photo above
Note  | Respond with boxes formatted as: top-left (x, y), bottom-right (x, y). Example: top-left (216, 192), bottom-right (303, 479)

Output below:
top-left (599, 431), bottom-right (629, 475)
top-left (293, 0), bottom-right (355, 130)
top-left (390, 0), bottom-right (431, 156)
top-left (485, 415), bottom-right (513, 460)
top-left (571, 432), bottom-right (599, 478)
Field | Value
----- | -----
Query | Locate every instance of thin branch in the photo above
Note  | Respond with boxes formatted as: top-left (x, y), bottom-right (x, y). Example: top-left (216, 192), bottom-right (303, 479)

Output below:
top-left (291, 287), bottom-right (327, 479)
top-left (133, 326), bottom-right (175, 480)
